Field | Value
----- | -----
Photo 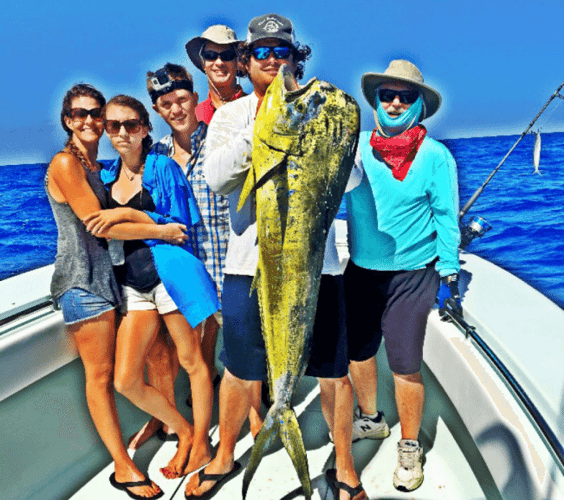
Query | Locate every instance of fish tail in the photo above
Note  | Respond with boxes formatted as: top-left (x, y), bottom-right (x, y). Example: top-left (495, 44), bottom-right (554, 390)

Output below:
top-left (242, 409), bottom-right (279, 498)
top-left (279, 407), bottom-right (312, 499)
top-left (242, 406), bottom-right (312, 500)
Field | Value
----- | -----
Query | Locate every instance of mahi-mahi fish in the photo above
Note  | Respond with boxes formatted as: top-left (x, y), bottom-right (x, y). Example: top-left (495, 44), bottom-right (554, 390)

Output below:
top-left (533, 130), bottom-right (542, 175)
top-left (237, 65), bottom-right (360, 499)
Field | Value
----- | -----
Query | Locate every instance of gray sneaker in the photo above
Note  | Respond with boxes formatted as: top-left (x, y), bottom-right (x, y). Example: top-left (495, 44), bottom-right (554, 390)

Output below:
top-left (393, 439), bottom-right (424, 492)
top-left (351, 407), bottom-right (390, 442)
top-left (328, 407), bottom-right (390, 442)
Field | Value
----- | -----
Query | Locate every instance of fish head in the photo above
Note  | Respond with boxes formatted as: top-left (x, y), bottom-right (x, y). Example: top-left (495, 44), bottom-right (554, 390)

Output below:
top-left (259, 65), bottom-right (327, 138)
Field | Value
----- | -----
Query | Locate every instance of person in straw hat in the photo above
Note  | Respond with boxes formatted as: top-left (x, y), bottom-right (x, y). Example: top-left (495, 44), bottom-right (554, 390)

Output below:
top-left (344, 59), bottom-right (462, 492)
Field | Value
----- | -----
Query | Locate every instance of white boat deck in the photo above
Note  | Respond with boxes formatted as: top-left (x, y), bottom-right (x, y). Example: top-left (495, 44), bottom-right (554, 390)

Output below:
top-left (70, 363), bottom-right (488, 500)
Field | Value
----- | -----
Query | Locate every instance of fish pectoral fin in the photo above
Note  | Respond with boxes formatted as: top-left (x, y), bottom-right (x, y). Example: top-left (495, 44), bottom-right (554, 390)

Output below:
top-left (237, 162), bottom-right (257, 212)
top-left (257, 127), bottom-right (303, 157)
top-left (237, 140), bottom-right (289, 211)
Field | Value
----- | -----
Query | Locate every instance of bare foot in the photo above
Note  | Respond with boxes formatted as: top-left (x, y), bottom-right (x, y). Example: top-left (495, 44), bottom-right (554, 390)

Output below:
top-left (160, 431), bottom-right (193, 479)
top-left (128, 417), bottom-right (166, 450)
top-left (184, 457), bottom-right (235, 498)
top-left (182, 439), bottom-right (212, 475)
top-left (113, 465), bottom-right (162, 499)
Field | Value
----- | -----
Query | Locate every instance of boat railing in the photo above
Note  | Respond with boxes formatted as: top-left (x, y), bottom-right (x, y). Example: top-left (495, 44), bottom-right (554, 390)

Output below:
top-left (0, 295), bottom-right (53, 328)
top-left (443, 303), bottom-right (564, 473)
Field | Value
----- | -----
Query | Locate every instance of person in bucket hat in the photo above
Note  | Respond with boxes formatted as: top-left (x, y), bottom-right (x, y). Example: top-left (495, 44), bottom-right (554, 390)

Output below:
top-left (185, 25), bottom-right (246, 125)
top-left (344, 59), bottom-right (462, 492)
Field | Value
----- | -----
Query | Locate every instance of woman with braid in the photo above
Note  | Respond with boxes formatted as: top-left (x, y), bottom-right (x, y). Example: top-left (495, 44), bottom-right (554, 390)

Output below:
top-left (46, 83), bottom-right (188, 499)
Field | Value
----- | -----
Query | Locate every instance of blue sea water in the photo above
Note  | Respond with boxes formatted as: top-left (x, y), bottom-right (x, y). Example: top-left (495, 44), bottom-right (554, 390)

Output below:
top-left (1, 132), bottom-right (563, 308)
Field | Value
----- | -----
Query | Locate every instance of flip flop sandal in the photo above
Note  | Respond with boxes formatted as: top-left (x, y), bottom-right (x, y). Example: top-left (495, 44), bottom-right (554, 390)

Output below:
top-left (325, 468), bottom-right (366, 500)
top-left (109, 472), bottom-right (164, 500)
top-left (185, 461), bottom-right (242, 500)
top-left (156, 426), bottom-right (179, 442)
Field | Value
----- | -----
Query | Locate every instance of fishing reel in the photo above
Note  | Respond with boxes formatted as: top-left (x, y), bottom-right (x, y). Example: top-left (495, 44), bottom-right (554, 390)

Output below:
top-left (459, 215), bottom-right (492, 250)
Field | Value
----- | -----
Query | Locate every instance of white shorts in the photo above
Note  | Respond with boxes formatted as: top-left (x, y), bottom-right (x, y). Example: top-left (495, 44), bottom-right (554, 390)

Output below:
top-left (121, 282), bottom-right (178, 315)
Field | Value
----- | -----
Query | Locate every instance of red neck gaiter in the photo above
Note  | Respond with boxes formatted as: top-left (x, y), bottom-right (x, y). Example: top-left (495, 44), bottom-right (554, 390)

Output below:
top-left (370, 125), bottom-right (427, 181)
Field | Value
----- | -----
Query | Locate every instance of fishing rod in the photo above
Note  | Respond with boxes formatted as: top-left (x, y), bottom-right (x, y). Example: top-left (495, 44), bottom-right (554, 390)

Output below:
top-left (458, 81), bottom-right (564, 249)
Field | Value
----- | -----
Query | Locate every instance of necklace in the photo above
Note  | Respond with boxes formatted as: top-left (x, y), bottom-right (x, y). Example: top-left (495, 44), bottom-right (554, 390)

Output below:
top-left (122, 164), bottom-right (144, 181)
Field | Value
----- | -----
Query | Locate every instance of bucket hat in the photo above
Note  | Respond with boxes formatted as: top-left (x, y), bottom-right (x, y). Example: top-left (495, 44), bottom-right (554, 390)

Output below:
top-left (361, 60), bottom-right (442, 120)
top-left (246, 13), bottom-right (294, 46)
top-left (185, 25), bottom-right (240, 73)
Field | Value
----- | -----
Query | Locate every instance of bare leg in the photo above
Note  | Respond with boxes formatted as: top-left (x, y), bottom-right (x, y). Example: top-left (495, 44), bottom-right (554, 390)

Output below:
top-left (200, 315), bottom-right (219, 378)
top-left (248, 382), bottom-right (263, 439)
top-left (70, 310), bottom-right (161, 498)
top-left (114, 310), bottom-right (194, 478)
top-left (319, 377), bottom-right (365, 500)
top-left (128, 324), bottom-right (179, 449)
top-left (349, 357), bottom-right (378, 415)
top-left (162, 311), bottom-right (213, 475)
top-left (393, 372), bottom-right (424, 441)
top-left (185, 369), bottom-right (260, 497)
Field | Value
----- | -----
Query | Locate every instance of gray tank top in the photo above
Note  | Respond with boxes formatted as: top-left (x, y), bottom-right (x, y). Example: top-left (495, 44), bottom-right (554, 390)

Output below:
top-left (45, 164), bottom-right (122, 306)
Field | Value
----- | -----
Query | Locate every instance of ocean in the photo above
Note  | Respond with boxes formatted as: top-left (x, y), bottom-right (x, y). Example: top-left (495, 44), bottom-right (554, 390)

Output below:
top-left (1, 133), bottom-right (563, 308)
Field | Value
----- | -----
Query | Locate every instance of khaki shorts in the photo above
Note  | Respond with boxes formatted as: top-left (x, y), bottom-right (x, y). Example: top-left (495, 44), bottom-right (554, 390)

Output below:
top-left (121, 282), bottom-right (178, 315)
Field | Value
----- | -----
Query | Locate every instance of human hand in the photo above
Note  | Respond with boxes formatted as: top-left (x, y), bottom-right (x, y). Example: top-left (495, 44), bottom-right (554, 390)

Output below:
top-left (84, 208), bottom-right (130, 235)
top-left (437, 273), bottom-right (463, 319)
top-left (161, 223), bottom-right (188, 245)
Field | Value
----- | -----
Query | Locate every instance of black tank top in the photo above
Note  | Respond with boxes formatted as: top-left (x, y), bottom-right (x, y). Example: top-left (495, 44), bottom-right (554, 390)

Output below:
top-left (109, 187), bottom-right (161, 292)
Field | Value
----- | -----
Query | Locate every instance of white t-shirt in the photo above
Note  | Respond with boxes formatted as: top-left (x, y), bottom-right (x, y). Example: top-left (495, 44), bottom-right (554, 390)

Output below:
top-left (203, 93), bottom-right (362, 276)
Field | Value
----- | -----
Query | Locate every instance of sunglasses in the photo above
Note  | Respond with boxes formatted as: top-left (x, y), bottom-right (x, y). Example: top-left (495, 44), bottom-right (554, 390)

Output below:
top-left (69, 107), bottom-right (103, 120)
top-left (378, 89), bottom-right (420, 105)
top-left (251, 45), bottom-right (292, 61)
top-left (200, 48), bottom-right (237, 62)
top-left (104, 119), bottom-right (143, 135)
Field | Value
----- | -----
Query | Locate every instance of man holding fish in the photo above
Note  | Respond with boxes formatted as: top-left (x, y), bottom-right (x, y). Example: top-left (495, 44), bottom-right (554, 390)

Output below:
top-left (185, 13), bottom-right (368, 500)
top-left (345, 59), bottom-right (462, 492)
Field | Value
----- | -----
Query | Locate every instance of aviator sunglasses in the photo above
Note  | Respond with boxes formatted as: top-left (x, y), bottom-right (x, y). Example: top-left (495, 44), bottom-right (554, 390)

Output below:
top-left (104, 119), bottom-right (143, 135)
top-left (200, 48), bottom-right (237, 62)
top-left (251, 45), bottom-right (292, 61)
top-left (378, 88), bottom-right (420, 105)
top-left (69, 107), bottom-right (103, 120)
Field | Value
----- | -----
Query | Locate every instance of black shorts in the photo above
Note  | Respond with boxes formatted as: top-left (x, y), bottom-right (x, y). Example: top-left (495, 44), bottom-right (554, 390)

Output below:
top-left (345, 260), bottom-right (439, 375)
top-left (220, 274), bottom-right (349, 381)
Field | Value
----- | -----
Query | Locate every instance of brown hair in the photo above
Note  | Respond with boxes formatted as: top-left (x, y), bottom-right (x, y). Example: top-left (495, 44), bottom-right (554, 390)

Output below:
top-left (60, 83), bottom-right (106, 136)
top-left (103, 95), bottom-right (153, 161)
top-left (238, 41), bottom-right (312, 81)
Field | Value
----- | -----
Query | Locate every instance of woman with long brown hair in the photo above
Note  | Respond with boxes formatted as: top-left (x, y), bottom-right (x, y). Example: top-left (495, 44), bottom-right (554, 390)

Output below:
top-left (46, 84), bottom-right (187, 499)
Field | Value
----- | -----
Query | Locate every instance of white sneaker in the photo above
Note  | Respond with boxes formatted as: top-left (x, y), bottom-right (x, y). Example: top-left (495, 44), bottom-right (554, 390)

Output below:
top-left (328, 407), bottom-right (390, 442)
top-left (393, 439), bottom-right (424, 492)
top-left (351, 407), bottom-right (390, 442)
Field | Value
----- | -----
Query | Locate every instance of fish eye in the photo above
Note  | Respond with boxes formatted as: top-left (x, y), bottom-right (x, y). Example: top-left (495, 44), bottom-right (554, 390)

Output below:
top-left (296, 102), bottom-right (306, 113)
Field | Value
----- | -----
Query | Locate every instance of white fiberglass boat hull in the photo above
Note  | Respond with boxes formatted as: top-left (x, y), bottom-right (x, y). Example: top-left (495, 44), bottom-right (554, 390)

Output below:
top-left (1, 227), bottom-right (563, 499)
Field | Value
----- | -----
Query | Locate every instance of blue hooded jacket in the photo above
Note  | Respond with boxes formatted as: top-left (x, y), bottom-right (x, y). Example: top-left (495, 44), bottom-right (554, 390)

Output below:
top-left (101, 152), bottom-right (220, 326)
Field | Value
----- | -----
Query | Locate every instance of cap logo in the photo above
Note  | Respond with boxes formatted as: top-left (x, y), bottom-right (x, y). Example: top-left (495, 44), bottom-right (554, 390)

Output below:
top-left (264, 20), bottom-right (280, 32)
top-left (259, 16), bottom-right (283, 32)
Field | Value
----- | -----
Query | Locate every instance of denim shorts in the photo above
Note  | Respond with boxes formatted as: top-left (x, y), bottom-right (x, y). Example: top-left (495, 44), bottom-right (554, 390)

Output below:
top-left (57, 288), bottom-right (116, 325)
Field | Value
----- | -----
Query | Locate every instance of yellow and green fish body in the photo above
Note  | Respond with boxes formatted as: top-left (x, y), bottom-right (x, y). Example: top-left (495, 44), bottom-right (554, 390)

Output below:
top-left (239, 66), bottom-right (360, 499)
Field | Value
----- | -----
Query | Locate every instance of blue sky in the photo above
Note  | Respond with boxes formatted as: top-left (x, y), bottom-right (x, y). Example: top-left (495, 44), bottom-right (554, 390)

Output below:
top-left (2, 0), bottom-right (564, 164)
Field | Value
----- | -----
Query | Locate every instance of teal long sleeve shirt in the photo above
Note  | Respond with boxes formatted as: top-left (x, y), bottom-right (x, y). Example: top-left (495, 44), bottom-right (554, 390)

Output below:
top-left (345, 131), bottom-right (460, 277)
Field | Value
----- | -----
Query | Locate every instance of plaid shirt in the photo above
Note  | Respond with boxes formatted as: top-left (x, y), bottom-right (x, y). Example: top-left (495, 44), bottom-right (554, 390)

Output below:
top-left (153, 123), bottom-right (229, 301)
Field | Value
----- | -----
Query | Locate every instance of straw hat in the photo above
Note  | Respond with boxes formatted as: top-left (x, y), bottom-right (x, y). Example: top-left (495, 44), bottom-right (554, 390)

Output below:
top-left (185, 25), bottom-right (240, 73)
top-left (361, 60), bottom-right (442, 120)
